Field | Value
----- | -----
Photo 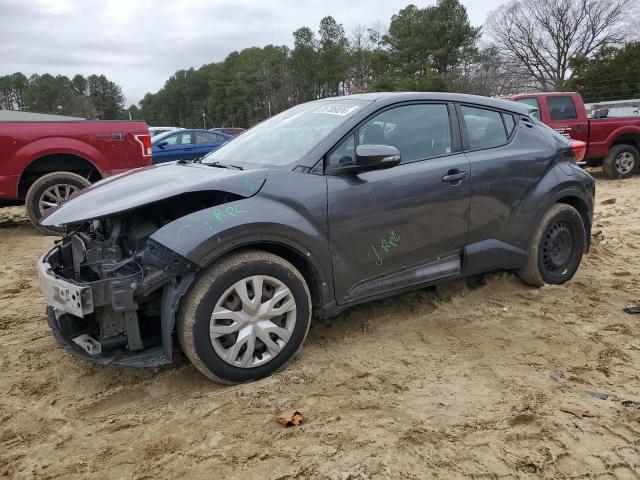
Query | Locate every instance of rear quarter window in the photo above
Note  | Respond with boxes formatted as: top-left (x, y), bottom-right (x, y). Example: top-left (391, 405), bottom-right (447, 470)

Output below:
top-left (461, 106), bottom-right (508, 150)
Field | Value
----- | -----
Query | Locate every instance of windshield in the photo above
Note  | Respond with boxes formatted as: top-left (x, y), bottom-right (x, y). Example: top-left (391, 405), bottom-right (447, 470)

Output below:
top-left (201, 99), bottom-right (370, 169)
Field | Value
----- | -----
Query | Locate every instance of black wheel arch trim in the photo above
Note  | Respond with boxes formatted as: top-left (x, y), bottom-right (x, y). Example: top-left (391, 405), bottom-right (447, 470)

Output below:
top-left (534, 184), bottom-right (594, 252)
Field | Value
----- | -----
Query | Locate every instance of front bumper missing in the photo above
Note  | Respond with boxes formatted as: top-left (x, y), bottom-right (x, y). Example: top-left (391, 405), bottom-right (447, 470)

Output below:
top-left (38, 249), bottom-right (172, 367)
top-left (46, 307), bottom-right (169, 367)
top-left (37, 253), bottom-right (94, 318)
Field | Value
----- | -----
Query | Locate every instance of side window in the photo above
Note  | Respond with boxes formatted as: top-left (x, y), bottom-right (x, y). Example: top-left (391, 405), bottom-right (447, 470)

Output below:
top-left (328, 133), bottom-right (355, 168)
top-left (195, 132), bottom-right (218, 143)
top-left (177, 132), bottom-right (194, 145)
top-left (162, 134), bottom-right (178, 145)
top-left (358, 104), bottom-right (451, 163)
top-left (502, 113), bottom-right (516, 136)
top-left (462, 106), bottom-right (508, 150)
top-left (515, 98), bottom-right (540, 120)
top-left (215, 133), bottom-right (228, 142)
top-left (548, 95), bottom-right (577, 120)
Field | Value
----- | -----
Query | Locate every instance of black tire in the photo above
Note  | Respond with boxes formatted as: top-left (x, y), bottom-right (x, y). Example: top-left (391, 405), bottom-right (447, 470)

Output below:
top-left (177, 250), bottom-right (312, 384)
top-left (518, 204), bottom-right (586, 287)
top-left (602, 144), bottom-right (640, 179)
top-left (25, 171), bottom-right (90, 235)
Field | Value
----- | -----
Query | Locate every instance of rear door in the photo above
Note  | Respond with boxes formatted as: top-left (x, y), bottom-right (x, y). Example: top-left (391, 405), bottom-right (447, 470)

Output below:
top-left (544, 95), bottom-right (588, 143)
top-left (326, 102), bottom-right (471, 304)
top-left (459, 104), bottom-right (557, 251)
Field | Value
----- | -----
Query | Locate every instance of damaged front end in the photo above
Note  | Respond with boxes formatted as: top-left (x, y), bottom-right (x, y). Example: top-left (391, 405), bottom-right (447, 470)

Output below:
top-left (38, 213), bottom-right (198, 366)
top-left (36, 163), bottom-right (268, 366)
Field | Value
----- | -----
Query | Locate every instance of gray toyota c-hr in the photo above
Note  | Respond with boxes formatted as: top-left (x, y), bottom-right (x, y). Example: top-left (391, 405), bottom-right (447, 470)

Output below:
top-left (37, 92), bottom-right (595, 383)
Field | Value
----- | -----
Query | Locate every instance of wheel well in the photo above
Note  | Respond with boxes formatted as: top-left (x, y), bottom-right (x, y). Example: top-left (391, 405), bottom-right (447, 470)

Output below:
top-left (18, 154), bottom-right (102, 200)
top-left (225, 242), bottom-right (323, 316)
top-left (611, 134), bottom-right (640, 151)
top-left (556, 196), bottom-right (591, 250)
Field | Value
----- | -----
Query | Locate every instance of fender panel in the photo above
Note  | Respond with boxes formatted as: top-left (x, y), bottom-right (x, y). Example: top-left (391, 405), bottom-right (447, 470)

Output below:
top-left (532, 166), bottom-right (594, 232)
top-left (149, 170), bottom-right (333, 307)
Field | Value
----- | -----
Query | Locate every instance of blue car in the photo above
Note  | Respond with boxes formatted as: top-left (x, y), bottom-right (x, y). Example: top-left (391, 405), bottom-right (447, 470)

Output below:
top-left (151, 129), bottom-right (231, 164)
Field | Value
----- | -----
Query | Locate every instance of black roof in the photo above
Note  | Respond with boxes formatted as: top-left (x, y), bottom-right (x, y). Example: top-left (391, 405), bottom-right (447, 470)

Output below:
top-left (324, 91), bottom-right (532, 115)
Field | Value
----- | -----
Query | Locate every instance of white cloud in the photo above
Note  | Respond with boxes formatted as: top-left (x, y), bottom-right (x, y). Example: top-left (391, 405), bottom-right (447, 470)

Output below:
top-left (0, 0), bottom-right (504, 105)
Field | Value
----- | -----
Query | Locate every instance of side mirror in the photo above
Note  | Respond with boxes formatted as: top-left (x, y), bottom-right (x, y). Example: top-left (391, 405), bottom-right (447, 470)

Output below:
top-left (330, 144), bottom-right (401, 175)
top-left (156, 141), bottom-right (168, 148)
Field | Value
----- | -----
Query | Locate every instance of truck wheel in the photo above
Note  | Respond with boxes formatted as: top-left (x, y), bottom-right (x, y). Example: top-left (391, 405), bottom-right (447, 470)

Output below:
top-left (25, 171), bottom-right (90, 235)
top-left (177, 250), bottom-right (312, 384)
top-left (602, 144), bottom-right (640, 179)
top-left (517, 204), bottom-right (586, 287)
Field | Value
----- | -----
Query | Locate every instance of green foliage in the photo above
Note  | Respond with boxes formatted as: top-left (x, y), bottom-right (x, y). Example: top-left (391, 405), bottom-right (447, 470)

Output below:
top-left (0, 1), bottom-right (489, 126)
top-left (379, 0), bottom-right (479, 89)
top-left (0, 72), bottom-right (123, 119)
top-left (565, 43), bottom-right (640, 102)
top-left (138, 4), bottom-right (481, 128)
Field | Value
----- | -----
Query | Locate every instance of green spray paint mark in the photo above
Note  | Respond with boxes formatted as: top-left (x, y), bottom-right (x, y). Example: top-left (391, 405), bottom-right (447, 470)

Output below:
top-left (372, 230), bottom-right (400, 265)
top-left (243, 177), bottom-right (255, 193)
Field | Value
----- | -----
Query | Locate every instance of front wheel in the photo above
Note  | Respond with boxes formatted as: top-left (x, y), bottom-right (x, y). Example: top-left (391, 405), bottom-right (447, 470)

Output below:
top-left (25, 171), bottom-right (90, 235)
top-left (602, 144), bottom-right (640, 179)
top-left (518, 204), bottom-right (586, 287)
top-left (177, 250), bottom-right (312, 384)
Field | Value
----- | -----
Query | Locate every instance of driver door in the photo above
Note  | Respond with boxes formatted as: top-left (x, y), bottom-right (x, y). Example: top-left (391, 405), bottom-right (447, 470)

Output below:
top-left (326, 103), bottom-right (471, 305)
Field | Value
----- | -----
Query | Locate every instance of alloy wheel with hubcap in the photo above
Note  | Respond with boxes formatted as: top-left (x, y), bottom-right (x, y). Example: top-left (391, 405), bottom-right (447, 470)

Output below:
top-left (38, 184), bottom-right (80, 216)
top-left (210, 275), bottom-right (297, 368)
top-left (24, 171), bottom-right (91, 235)
top-left (177, 250), bottom-right (312, 384)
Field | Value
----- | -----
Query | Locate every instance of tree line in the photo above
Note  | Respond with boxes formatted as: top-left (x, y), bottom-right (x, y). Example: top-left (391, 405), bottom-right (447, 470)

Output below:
top-left (1, 0), bottom-right (638, 125)
top-left (0, 73), bottom-right (124, 119)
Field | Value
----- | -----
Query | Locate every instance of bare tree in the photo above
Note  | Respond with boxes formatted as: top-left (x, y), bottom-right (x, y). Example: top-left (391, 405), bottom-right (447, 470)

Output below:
top-left (348, 25), bottom-right (374, 93)
top-left (485, 0), bottom-right (637, 91)
top-left (454, 46), bottom-right (537, 96)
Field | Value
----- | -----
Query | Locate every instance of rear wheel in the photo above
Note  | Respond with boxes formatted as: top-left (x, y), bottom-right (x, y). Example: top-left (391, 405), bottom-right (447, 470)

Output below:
top-left (518, 204), bottom-right (586, 287)
top-left (602, 144), bottom-right (639, 179)
top-left (25, 171), bottom-right (90, 235)
top-left (177, 250), bottom-right (312, 384)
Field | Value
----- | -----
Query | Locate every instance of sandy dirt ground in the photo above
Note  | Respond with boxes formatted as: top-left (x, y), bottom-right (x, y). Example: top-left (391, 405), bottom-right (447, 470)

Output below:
top-left (1, 172), bottom-right (640, 479)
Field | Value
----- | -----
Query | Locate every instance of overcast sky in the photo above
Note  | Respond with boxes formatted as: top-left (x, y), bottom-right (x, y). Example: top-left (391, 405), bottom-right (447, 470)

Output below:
top-left (0, 0), bottom-right (505, 106)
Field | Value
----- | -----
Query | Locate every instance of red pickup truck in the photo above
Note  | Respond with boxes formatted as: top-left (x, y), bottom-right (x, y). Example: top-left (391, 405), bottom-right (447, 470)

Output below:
top-left (0, 120), bottom-right (152, 233)
top-left (510, 92), bottom-right (640, 179)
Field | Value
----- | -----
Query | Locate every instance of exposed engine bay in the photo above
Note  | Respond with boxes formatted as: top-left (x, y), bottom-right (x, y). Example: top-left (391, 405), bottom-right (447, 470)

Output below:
top-left (38, 191), bottom-right (241, 365)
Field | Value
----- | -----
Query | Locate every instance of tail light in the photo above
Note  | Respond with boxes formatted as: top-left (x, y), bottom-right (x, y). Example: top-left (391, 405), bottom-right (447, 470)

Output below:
top-left (570, 140), bottom-right (586, 164)
top-left (134, 134), bottom-right (152, 157)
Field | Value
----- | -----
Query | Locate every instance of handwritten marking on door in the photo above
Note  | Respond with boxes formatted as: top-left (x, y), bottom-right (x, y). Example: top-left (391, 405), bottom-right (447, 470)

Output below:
top-left (371, 230), bottom-right (400, 265)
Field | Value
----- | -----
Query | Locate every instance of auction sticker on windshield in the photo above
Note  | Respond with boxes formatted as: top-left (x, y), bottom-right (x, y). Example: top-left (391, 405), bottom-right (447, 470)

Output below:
top-left (313, 105), bottom-right (360, 116)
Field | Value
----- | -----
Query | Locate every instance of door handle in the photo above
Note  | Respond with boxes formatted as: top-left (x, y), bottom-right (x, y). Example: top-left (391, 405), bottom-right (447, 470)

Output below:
top-left (442, 170), bottom-right (468, 184)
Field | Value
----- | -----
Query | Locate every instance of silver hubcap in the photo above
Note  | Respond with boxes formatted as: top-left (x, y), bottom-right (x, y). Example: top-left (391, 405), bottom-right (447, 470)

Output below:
top-left (38, 183), bottom-right (79, 215)
top-left (210, 275), bottom-right (297, 368)
top-left (615, 152), bottom-right (635, 174)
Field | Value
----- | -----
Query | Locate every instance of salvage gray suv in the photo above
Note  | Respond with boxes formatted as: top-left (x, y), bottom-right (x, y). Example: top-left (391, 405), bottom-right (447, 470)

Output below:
top-left (37, 92), bottom-right (595, 384)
